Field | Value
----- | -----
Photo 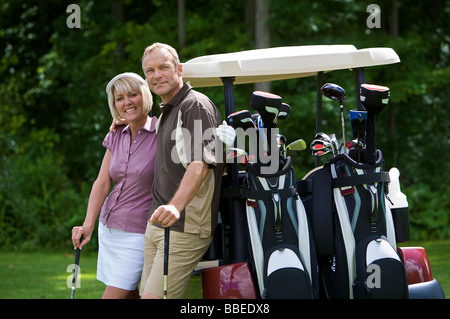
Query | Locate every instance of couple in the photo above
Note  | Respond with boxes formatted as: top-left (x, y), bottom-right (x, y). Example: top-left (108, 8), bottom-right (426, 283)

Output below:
top-left (71, 43), bottom-right (224, 299)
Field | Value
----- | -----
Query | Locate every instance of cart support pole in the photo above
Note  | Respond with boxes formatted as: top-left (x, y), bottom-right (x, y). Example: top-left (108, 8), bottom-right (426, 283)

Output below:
top-left (315, 71), bottom-right (323, 167)
top-left (220, 76), bottom-right (247, 263)
top-left (221, 77), bottom-right (238, 186)
top-left (221, 77), bottom-right (236, 117)
top-left (353, 67), bottom-right (366, 111)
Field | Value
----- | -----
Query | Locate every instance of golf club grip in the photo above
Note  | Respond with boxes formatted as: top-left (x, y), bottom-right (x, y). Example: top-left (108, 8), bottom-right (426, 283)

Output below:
top-left (74, 235), bottom-right (82, 269)
top-left (71, 246), bottom-right (81, 299)
top-left (74, 247), bottom-right (81, 266)
top-left (163, 227), bottom-right (170, 275)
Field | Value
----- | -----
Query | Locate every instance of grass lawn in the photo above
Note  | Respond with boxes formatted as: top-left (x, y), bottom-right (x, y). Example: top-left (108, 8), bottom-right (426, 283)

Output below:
top-left (0, 239), bottom-right (448, 299)
top-left (0, 248), bottom-right (202, 299)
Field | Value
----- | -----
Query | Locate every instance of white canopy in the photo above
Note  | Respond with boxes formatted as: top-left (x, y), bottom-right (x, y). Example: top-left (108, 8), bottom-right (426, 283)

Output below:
top-left (182, 45), bottom-right (400, 87)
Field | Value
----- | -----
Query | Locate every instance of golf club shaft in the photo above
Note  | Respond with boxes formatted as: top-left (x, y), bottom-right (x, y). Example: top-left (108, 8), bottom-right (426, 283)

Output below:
top-left (340, 105), bottom-right (346, 153)
top-left (163, 227), bottom-right (170, 299)
top-left (71, 247), bottom-right (81, 299)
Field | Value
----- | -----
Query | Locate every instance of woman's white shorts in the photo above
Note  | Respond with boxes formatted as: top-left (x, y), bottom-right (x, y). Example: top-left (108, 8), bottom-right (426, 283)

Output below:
top-left (97, 222), bottom-right (144, 291)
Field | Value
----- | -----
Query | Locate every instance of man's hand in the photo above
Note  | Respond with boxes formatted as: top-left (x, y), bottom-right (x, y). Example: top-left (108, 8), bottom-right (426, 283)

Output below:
top-left (149, 205), bottom-right (180, 228)
top-left (109, 118), bottom-right (128, 133)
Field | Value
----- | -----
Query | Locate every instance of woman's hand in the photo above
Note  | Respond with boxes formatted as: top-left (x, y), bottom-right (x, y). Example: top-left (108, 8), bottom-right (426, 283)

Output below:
top-left (71, 225), bottom-right (93, 250)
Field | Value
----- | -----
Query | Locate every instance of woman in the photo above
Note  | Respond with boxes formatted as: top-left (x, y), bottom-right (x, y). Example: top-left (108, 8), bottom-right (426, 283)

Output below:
top-left (72, 72), bottom-right (157, 299)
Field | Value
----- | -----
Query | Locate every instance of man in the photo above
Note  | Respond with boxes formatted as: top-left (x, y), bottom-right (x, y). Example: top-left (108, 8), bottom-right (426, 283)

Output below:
top-left (140, 43), bottom-right (223, 299)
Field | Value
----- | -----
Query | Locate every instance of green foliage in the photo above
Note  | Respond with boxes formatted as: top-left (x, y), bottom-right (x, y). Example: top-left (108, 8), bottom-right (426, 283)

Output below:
top-left (406, 183), bottom-right (450, 241)
top-left (0, 128), bottom-right (89, 251)
top-left (0, 0), bottom-right (448, 251)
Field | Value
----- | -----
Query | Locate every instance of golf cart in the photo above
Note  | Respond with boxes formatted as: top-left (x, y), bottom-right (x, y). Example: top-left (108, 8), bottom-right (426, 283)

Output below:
top-left (182, 45), bottom-right (445, 299)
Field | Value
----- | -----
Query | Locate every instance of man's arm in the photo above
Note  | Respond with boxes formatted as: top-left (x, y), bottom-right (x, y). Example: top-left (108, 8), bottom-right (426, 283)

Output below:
top-left (149, 161), bottom-right (209, 227)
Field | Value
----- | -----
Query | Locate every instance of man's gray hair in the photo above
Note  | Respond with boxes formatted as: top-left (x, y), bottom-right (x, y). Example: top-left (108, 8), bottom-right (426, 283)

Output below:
top-left (142, 42), bottom-right (180, 68)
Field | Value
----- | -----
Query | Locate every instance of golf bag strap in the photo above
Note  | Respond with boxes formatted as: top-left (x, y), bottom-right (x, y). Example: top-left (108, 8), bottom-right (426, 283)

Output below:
top-left (221, 186), bottom-right (243, 198)
top-left (296, 179), bottom-right (313, 196)
top-left (221, 185), bottom-right (297, 200)
top-left (332, 172), bottom-right (390, 188)
top-left (246, 186), bottom-right (297, 201)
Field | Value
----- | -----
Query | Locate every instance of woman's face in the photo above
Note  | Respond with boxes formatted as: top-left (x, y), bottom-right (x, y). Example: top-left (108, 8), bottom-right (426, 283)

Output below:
top-left (113, 89), bottom-right (146, 125)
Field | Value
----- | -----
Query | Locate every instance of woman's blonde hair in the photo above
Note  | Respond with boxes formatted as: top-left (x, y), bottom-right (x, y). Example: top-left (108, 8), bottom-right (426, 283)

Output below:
top-left (106, 73), bottom-right (153, 120)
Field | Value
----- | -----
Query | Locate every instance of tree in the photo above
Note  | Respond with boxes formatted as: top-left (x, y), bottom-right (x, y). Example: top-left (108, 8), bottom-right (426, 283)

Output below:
top-left (254, 0), bottom-right (271, 92)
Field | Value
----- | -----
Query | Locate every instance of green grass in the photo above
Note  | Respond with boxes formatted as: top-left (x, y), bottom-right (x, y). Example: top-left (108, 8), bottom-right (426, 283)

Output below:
top-left (0, 249), bottom-right (202, 299)
top-left (0, 250), bottom-right (103, 299)
top-left (0, 239), bottom-right (448, 299)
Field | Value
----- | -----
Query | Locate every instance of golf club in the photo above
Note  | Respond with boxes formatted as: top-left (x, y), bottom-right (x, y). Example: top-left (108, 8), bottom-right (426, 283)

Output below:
top-left (321, 83), bottom-right (346, 153)
top-left (349, 109), bottom-right (368, 162)
top-left (310, 139), bottom-right (327, 151)
top-left (226, 147), bottom-right (249, 165)
top-left (312, 143), bottom-right (334, 156)
top-left (329, 134), bottom-right (339, 156)
top-left (360, 84), bottom-right (390, 164)
top-left (278, 102), bottom-right (291, 120)
top-left (276, 134), bottom-right (287, 158)
top-left (227, 110), bottom-right (256, 130)
top-left (312, 148), bottom-right (332, 157)
top-left (250, 91), bottom-right (282, 128)
top-left (163, 227), bottom-right (170, 299)
top-left (249, 112), bottom-right (267, 155)
top-left (285, 139), bottom-right (307, 158)
top-left (312, 132), bottom-right (338, 156)
top-left (250, 91), bottom-right (282, 155)
top-left (70, 244), bottom-right (81, 299)
top-left (314, 132), bottom-right (332, 143)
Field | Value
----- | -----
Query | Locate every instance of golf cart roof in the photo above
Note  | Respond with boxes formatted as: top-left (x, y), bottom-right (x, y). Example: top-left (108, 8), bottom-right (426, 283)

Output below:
top-left (182, 45), bottom-right (400, 87)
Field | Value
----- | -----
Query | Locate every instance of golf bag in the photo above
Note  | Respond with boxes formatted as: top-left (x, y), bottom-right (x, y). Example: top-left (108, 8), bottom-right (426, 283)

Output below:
top-left (245, 157), bottom-right (319, 299)
top-left (300, 149), bottom-right (408, 299)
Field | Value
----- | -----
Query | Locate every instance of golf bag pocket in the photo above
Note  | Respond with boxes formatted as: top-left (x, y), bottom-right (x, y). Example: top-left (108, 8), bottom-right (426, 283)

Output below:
top-left (245, 157), bottom-right (318, 299)
top-left (353, 235), bottom-right (408, 299)
top-left (265, 245), bottom-right (313, 298)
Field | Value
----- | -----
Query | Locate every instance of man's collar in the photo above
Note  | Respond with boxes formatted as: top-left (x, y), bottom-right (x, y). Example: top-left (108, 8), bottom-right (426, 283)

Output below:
top-left (121, 116), bottom-right (155, 133)
top-left (160, 82), bottom-right (193, 114)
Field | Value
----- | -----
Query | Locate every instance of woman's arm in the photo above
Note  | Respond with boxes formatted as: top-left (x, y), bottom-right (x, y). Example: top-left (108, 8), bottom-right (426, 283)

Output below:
top-left (72, 149), bottom-right (112, 249)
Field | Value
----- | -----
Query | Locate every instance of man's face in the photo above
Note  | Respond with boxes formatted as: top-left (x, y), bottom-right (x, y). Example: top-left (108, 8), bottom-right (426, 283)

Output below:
top-left (142, 49), bottom-right (182, 104)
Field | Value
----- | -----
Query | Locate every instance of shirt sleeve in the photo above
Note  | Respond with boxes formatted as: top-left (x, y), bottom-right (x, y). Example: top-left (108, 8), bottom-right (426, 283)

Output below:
top-left (102, 131), bottom-right (113, 150)
top-left (182, 104), bottom-right (219, 167)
